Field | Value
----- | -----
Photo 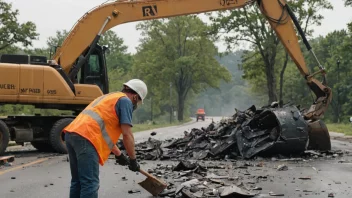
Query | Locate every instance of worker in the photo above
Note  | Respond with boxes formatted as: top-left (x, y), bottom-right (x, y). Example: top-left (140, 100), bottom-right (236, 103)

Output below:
top-left (63, 79), bottom-right (148, 198)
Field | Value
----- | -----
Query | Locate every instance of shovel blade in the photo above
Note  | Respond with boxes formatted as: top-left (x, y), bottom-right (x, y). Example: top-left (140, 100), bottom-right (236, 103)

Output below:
top-left (138, 177), bottom-right (167, 196)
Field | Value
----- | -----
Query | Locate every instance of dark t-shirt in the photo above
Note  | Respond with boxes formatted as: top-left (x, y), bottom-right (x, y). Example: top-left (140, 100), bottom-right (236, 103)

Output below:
top-left (115, 97), bottom-right (133, 127)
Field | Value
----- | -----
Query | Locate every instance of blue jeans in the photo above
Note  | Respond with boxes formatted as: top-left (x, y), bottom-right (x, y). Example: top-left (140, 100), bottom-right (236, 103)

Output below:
top-left (65, 132), bottom-right (100, 198)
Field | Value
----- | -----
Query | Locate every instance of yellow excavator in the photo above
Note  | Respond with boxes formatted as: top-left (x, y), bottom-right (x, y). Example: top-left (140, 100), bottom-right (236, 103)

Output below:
top-left (0, 0), bottom-right (332, 155)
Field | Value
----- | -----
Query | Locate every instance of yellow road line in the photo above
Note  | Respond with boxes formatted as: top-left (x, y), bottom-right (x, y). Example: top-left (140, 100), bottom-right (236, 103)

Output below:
top-left (0, 158), bottom-right (50, 176)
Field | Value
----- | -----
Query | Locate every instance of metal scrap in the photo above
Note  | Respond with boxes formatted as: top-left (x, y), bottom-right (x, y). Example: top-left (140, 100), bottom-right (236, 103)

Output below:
top-left (154, 160), bottom-right (258, 198)
top-left (298, 177), bottom-right (311, 180)
top-left (128, 189), bottom-right (141, 194)
top-left (127, 104), bottom-right (314, 161)
top-left (277, 164), bottom-right (288, 171)
top-left (269, 191), bottom-right (285, 196)
top-left (220, 185), bottom-right (257, 197)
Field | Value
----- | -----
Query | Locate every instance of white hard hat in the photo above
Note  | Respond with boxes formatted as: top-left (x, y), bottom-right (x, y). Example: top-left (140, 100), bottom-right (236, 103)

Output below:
top-left (123, 79), bottom-right (148, 103)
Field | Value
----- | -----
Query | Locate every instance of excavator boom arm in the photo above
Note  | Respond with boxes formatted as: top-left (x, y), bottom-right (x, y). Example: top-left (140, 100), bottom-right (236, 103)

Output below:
top-left (52, 0), bottom-right (331, 120)
top-left (53, 0), bottom-right (250, 72)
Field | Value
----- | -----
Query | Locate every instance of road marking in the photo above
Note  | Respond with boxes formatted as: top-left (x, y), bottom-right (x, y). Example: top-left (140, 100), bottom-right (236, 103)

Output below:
top-left (0, 158), bottom-right (49, 176)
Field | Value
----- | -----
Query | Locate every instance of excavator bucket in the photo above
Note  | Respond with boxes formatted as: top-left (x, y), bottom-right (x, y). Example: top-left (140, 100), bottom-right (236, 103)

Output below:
top-left (307, 120), bottom-right (331, 151)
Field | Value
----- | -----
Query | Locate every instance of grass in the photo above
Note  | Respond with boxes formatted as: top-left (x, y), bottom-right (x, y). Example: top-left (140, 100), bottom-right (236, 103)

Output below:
top-left (327, 123), bottom-right (352, 136)
top-left (133, 118), bottom-right (192, 133)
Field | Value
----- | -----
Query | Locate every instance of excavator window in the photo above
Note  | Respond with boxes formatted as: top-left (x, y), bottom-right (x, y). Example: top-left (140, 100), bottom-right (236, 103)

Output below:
top-left (87, 55), bottom-right (100, 75)
top-left (79, 53), bottom-right (106, 92)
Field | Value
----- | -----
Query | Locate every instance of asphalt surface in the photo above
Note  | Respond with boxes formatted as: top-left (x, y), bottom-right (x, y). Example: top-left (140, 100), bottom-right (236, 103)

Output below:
top-left (0, 117), bottom-right (351, 198)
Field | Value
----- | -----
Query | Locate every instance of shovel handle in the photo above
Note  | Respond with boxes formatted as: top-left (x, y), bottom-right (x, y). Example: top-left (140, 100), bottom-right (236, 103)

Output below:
top-left (139, 169), bottom-right (156, 179)
top-left (139, 169), bottom-right (167, 186)
top-left (115, 156), bottom-right (166, 186)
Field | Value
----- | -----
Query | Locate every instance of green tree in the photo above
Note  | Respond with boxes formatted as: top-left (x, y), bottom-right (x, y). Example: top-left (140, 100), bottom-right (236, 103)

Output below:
top-left (99, 30), bottom-right (132, 73)
top-left (306, 30), bottom-right (352, 123)
top-left (24, 30), bottom-right (68, 58)
top-left (276, 27), bottom-right (352, 123)
top-left (345, 0), bottom-right (352, 31)
top-left (98, 30), bottom-right (133, 93)
top-left (340, 28), bottom-right (352, 120)
top-left (26, 29), bottom-right (132, 73)
top-left (208, 0), bottom-right (332, 104)
top-left (133, 16), bottom-right (231, 121)
top-left (192, 51), bottom-right (266, 116)
top-left (47, 30), bottom-right (69, 48)
top-left (0, 0), bottom-right (38, 51)
top-left (46, 30), bottom-right (69, 57)
top-left (0, 45), bottom-right (20, 54)
top-left (24, 29), bottom-right (132, 92)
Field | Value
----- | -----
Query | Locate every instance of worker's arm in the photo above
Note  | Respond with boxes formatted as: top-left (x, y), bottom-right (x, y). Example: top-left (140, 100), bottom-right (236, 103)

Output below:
top-left (121, 124), bottom-right (136, 159)
top-left (111, 144), bottom-right (121, 156)
top-left (115, 97), bottom-right (136, 159)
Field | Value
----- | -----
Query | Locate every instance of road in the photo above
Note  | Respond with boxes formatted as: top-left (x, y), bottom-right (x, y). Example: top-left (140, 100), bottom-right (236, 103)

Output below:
top-left (0, 117), bottom-right (351, 198)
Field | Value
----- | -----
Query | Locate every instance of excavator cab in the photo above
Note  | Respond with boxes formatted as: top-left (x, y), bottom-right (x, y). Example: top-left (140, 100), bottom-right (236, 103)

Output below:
top-left (75, 45), bottom-right (109, 94)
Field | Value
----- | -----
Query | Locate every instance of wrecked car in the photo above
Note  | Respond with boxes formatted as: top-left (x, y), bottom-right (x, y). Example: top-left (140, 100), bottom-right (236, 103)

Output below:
top-left (119, 104), bottom-right (331, 161)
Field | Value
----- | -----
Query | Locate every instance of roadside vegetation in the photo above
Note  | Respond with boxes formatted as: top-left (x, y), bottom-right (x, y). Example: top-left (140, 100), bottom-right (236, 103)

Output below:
top-left (327, 123), bottom-right (352, 136)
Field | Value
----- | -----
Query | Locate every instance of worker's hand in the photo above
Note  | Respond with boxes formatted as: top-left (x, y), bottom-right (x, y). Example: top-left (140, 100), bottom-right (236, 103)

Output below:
top-left (128, 158), bottom-right (140, 172)
top-left (115, 153), bottom-right (130, 166)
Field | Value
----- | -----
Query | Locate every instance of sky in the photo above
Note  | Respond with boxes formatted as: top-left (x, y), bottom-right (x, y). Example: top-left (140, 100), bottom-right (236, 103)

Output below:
top-left (4, 0), bottom-right (352, 54)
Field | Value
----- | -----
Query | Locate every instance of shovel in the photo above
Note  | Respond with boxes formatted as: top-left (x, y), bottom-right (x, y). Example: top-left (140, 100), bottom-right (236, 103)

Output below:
top-left (138, 168), bottom-right (168, 196)
top-left (116, 157), bottom-right (168, 196)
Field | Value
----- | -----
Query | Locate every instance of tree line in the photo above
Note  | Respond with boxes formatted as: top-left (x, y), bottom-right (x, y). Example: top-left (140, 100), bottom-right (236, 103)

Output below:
top-left (0, 0), bottom-right (351, 124)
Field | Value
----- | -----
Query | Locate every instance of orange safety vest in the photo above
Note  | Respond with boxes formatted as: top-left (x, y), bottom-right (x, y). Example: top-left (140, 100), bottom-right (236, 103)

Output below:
top-left (64, 92), bottom-right (127, 165)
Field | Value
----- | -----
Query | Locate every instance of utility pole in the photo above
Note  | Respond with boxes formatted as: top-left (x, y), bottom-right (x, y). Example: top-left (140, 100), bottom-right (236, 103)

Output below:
top-left (150, 95), bottom-right (153, 121)
top-left (169, 82), bottom-right (172, 124)
top-left (337, 59), bottom-right (340, 123)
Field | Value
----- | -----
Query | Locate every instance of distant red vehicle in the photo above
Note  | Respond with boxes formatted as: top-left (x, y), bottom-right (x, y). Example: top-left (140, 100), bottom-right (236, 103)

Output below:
top-left (195, 108), bottom-right (205, 122)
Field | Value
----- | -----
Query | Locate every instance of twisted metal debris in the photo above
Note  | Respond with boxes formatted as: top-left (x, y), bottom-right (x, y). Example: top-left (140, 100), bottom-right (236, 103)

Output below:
top-left (127, 104), bottom-right (311, 161)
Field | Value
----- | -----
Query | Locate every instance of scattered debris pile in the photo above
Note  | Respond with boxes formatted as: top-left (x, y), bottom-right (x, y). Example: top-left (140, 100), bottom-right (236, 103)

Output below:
top-left (148, 161), bottom-right (273, 198)
top-left (154, 160), bottom-right (260, 198)
top-left (130, 104), bottom-right (311, 160)
top-left (145, 158), bottom-right (346, 198)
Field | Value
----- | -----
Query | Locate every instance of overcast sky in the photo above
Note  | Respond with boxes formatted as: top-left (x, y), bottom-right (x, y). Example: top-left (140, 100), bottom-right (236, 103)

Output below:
top-left (5, 0), bottom-right (352, 54)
